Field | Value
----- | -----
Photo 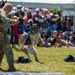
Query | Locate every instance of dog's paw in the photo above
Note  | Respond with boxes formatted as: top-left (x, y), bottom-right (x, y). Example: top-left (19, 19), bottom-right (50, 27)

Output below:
top-left (40, 61), bottom-right (44, 64)
top-left (36, 60), bottom-right (44, 64)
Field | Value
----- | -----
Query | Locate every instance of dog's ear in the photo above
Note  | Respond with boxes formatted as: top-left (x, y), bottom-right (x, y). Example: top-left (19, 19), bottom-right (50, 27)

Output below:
top-left (34, 23), bottom-right (37, 25)
top-left (30, 22), bottom-right (33, 26)
top-left (31, 23), bottom-right (37, 26)
top-left (28, 19), bottom-right (33, 26)
top-left (33, 23), bottom-right (38, 27)
top-left (35, 23), bottom-right (38, 28)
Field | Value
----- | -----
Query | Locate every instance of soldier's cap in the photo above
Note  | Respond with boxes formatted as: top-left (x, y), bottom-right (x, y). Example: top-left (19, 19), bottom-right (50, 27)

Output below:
top-left (11, 16), bottom-right (19, 22)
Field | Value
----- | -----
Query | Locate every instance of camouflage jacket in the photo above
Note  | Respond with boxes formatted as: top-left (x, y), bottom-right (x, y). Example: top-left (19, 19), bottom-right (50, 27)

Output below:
top-left (0, 9), bottom-right (10, 32)
top-left (0, 9), bottom-right (11, 43)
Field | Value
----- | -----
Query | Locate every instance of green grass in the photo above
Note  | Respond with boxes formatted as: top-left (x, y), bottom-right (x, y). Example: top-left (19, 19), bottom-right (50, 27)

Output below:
top-left (1, 46), bottom-right (75, 75)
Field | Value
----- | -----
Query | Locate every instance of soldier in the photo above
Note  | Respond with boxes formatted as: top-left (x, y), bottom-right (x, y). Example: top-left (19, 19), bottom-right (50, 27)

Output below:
top-left (0, 3), bottom-right (17, 71)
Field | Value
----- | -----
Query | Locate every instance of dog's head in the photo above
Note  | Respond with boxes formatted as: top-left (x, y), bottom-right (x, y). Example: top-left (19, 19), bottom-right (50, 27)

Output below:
top-left (30, 23), bottom-right (38, 34)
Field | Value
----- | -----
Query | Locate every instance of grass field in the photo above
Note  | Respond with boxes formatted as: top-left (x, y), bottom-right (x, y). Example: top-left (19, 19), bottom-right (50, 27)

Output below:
top-left (1, 46), bottom-right (75, 75)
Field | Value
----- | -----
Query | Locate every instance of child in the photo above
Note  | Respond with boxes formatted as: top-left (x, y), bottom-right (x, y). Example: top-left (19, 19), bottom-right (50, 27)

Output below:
top-left (68, 36), bottom-right (75, 47)
top-left (10, 16), bottom-right (19, 45)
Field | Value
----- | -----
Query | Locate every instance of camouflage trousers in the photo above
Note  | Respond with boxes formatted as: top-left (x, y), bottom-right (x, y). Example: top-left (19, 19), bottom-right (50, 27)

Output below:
top-left (0, 41), bottom-right (14, 67)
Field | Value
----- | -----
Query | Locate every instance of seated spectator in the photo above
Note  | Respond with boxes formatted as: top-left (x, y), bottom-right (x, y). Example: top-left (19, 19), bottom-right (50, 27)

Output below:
top-left (37, 39), bottom-right (44, 47)
top-left (68, 36), bottom-right (75, 47)
top-left (69, 31), bottom-right (75, 41)
top-left (56, 22), bottom-right (67, 32)
top-left (57, 35), bottom-right (74, 47)
top-left (58, 30), bottom-right (63, 36)
top-left (62, 32), bottom-right (69, 41)
top-left (38, 30), bottom-right (48, 47)
top-left (47, 30), bottom-right (58, 47)
top-left (73, 30), bottom-right (75, 41)
top-left (41, 30), bottom-right (47, 41)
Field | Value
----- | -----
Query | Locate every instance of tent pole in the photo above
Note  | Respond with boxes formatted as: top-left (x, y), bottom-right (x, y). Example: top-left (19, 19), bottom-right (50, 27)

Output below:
top-left (73, 4), bottom-right (75, 31)
top-left (65, 9), bottom-right (71, 16)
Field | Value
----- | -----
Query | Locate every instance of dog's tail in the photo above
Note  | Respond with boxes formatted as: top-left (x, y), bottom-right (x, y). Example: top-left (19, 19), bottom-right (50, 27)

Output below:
top-left (36, 59), bottom-right (44, 64)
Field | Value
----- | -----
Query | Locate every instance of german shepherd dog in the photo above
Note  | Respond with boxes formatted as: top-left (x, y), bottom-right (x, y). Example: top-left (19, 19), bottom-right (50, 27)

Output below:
top-left (14, 23), bottom-right (44, 64)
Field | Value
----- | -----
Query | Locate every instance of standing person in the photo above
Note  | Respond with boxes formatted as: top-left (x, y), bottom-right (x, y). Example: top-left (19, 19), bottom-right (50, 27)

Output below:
top-left (15, 5), bottom-right (24, 44)
top-left (23, 11), bottom-right (32, 27)
top-left (33, 7), bottom-right (43, 34)
top-left (0, 3), bottom-right (17, 71)
top-left (40, 8), bottom-right (50, 35)
top-left (10, 16), bottom-right (19, 45)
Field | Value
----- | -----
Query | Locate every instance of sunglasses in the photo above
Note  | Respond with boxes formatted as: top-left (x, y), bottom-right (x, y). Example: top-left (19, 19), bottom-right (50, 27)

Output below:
top-left (17, 7), bottom-right (21, 9)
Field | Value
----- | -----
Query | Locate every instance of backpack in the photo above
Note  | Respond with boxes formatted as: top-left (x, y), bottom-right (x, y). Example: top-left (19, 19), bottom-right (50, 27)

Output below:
top-left (64, 55), bottom-right (75, 62)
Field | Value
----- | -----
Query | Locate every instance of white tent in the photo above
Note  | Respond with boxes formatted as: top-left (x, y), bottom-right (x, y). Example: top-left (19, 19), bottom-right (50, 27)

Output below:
top-left (7, 0), bottom-right (73, 3)
top-left (7, 0), bottom-right (74, 9)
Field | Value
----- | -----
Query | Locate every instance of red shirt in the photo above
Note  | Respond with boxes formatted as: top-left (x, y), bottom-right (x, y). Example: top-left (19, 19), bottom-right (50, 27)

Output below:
top-left (13, 25), bottom-right (19, 38)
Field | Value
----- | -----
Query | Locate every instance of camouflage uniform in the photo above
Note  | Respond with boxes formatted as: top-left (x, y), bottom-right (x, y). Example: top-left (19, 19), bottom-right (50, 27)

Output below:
top-left (0, 9), bottom-right (14, 69)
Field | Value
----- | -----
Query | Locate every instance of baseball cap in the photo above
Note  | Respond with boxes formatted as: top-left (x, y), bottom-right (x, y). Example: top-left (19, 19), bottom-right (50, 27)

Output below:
top-left (12, 16), bottom-right (19, 22)
top-left (17, 5), bottom-right (21, 8)
top-left (36, 7), bottom-right (40, 11)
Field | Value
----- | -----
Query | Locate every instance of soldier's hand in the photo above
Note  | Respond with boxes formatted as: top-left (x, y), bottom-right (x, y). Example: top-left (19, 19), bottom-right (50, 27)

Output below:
top-left (8, 19), bottom-right (14, 24)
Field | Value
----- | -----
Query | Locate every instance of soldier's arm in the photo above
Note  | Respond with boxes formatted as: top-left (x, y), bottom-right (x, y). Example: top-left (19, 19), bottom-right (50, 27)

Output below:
top-left (1, 16), bottom-right (10, 23)
top-left (0, 10), bottom-right (12, 24)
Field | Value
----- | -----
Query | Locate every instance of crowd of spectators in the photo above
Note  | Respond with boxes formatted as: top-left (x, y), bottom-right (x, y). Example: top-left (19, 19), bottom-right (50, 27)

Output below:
top-left (7, 4), bottom-right (75, 48)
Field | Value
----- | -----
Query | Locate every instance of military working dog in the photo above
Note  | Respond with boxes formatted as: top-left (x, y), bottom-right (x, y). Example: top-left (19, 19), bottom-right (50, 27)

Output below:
top-left (14, 23), bottom-right (44, 64)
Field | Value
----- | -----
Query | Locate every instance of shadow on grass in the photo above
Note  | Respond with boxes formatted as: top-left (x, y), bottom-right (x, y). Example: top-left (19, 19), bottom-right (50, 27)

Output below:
top-left (29, 71), bottom-right (42, 73)
top-left (0, 68), bottom-right (8, 72)
top-left (0, 68), bottom-right (18, 72)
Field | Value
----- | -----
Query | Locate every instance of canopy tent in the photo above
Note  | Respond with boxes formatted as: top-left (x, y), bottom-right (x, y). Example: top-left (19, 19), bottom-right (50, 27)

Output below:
top-left (7, 0), bottom-right (74, 9)
top-left (7, 0), bottom-right (73, 3)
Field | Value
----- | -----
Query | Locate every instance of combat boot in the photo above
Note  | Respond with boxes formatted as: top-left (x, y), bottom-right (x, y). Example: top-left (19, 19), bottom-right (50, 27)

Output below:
top-left (8, 66), bottom-right (19, 71)
top-left (0, 65), bottom-right (2, 70)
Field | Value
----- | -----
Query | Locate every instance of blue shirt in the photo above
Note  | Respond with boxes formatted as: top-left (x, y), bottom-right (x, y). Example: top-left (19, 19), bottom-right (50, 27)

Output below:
top-left (15, 10), bottom-right (24, 26)
top-left (33, 14), bottom-right (42, 27)
top-left (24, 24), bottom-right (30, 33)
top-left (40, 15), bottom-right (50, 28)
